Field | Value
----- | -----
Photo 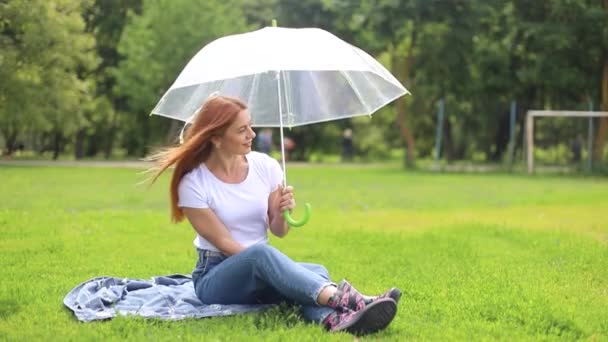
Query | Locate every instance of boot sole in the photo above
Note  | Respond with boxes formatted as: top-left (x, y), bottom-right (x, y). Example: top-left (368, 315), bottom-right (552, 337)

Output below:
top-left (337, 298), bottom-right (397, 336)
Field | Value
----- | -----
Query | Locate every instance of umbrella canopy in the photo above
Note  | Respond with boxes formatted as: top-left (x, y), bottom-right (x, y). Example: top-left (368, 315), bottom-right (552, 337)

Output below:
top-left (151, 26), bottom-right (409, 127)
top-left (151, 25), bottom-right (410, 227)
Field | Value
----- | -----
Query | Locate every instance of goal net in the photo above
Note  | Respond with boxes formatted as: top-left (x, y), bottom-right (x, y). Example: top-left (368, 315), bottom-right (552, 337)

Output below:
top-left (525, 111), bottom-right (608, 173)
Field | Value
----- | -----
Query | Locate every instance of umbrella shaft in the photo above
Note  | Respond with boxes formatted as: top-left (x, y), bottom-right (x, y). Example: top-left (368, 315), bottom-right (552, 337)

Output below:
top-left (276, 71), bottom-right (288, 187)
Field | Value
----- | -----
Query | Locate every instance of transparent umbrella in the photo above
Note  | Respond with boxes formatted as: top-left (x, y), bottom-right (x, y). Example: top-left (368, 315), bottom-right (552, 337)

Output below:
top-left (151, 22), bottom-right (410, 227)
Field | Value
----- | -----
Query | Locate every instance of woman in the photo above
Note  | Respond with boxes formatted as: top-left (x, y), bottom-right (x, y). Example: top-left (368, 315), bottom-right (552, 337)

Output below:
top-left (150, 95), bottom-right (400, 335)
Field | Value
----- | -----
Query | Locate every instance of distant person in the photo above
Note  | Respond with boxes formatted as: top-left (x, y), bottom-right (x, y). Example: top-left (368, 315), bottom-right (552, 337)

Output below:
top-left (256, 128), bottom-right (273, 154)
top-left (148, 96), bottom-right (400, 335)
top-left (570, 134), bottom-right (583, 163)
top-left (14, 142), bottom-right (25, 157)
top-left (342, 128), bottom-right (353, 162)
top-left (283, 136), bottom-right (296, 160)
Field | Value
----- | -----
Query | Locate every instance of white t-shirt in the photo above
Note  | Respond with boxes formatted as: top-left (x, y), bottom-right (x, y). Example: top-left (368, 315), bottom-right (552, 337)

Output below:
top-left (177, 151), bottom-right (283, 251)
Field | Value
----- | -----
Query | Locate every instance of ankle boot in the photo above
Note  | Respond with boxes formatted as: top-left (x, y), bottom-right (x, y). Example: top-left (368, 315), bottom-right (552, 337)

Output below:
top-left (326, 281), bottom-right (366, 312)
top-left (336, 279), bottom-right (402, 311)
top-left (322, 297), bottom-right (397, 335)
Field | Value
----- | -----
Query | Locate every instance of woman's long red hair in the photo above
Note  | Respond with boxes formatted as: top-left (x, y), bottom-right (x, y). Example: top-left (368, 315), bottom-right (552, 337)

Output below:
top-left (148, 96), bottom-right (247, 222)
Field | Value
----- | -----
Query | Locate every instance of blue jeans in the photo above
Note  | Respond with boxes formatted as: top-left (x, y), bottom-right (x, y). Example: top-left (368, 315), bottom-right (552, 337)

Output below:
top-left (192, 244), bottom-right (335, 323)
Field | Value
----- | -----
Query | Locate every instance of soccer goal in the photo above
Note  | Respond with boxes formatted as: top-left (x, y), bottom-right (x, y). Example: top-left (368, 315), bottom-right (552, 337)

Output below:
top-left (525, 110), bottom-right (608, 174)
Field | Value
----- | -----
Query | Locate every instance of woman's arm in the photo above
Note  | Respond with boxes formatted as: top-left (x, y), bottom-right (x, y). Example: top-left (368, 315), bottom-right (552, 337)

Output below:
top-left (268, 185), bottom-right (295, 238)
top-left (182, 207), bottom-right (245, 256)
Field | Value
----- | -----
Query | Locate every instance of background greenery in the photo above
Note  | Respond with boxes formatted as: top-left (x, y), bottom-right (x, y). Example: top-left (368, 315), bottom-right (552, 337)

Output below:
top-left (1, 0), bottom-right (608, 168)
top-left (0, 165), bottom-right (606, 340)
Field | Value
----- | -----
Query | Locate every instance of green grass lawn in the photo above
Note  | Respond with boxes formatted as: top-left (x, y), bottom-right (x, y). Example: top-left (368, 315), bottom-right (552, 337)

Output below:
top-left (0, 164), bottom-right (607, 341)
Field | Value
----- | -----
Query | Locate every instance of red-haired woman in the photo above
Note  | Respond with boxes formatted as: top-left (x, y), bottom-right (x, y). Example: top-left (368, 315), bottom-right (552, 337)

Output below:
top-left (150, 95), bottom-right (400, 335)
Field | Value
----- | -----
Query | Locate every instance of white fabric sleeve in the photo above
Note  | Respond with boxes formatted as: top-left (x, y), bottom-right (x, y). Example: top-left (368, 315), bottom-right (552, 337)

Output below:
top-left (177, 174), bottom-right (209, 208)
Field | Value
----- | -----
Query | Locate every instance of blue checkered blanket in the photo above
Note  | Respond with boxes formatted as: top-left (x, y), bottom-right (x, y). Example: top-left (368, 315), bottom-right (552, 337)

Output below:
top-left (63, 274), bottom-right (272, 322)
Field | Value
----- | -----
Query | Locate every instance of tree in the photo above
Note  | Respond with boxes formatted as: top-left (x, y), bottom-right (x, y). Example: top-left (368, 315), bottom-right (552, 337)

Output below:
top-left (80, 0), bottom-right (142, 159)
top-left (113, 0), bottom-right (251, 157)
top-left (328, 0), bottom-right (484, 165)
top-left (0, 0), bottom-right (97, 159)
top-left (336, 0), bottom-right (425, 167)
top-left (504, 0), bottom-right (605, 164)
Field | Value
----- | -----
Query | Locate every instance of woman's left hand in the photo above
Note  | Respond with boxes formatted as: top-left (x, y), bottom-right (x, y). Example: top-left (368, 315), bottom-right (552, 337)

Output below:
top-left (278, 185), bottom-right (296, 213)
top-left (268, 185), bottom-right (295, 237)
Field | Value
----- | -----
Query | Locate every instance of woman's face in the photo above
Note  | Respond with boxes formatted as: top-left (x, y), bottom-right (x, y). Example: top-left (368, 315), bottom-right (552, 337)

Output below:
top-left (216, 109), bottom-right (256, 155)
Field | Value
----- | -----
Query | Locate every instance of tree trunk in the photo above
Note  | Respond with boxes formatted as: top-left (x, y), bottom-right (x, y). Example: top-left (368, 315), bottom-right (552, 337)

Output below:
top-left (86, 133), bottom-right (100, 157)
top-left (52, 131), bottom-right (62, 160)
top-left (396, 96), bottom-right (416, 168)
top-left (443, 115), bottom-right (454, 161)
top-left (74, 128), bottom-right (86, 159)
top-left (103, 131), bottom-right (114, 159)
top-left (2, 128), bottom-right (18, 156)
top-left (593, 0), bottom-right (608, 162)
top-left (140, 114), bottom-right (150, 157)
top-left (103, 112), bottom-right (119, 159)
top-left (394, 29), bottom-right (417, 168)
top-left (516, 89), bottom-right (537, 164)
top-left (593, 55), bottom-right (608, 162)
top-left (491, 107), bottom-right (511, 162)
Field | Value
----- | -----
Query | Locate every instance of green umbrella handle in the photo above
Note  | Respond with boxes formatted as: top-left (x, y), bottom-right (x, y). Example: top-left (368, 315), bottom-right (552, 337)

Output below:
top-left (283, 203), bottom-right (311, 227)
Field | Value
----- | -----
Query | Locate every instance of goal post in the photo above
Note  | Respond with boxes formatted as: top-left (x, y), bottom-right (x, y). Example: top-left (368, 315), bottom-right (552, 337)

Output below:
top-left (526, 110), bottom-right (608, 174)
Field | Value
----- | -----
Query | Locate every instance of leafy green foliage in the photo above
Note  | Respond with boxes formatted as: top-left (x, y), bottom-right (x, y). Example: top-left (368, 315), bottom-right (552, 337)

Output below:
top-left (112, 0), bottom-right (251, 156)
top-left (0, 0), bottom-right (97, 157)
top-left (1, 0), bottom-right (607, 165)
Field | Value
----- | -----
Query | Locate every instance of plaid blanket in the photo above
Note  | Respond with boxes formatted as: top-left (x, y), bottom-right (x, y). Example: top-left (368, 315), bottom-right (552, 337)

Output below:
top-left (64, 274), bottom-right (272, 322)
